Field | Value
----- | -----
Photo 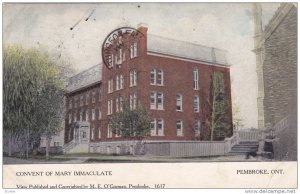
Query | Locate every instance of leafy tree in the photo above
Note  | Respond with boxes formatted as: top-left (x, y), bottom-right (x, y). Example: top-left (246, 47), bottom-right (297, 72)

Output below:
top-left (109, 103), bottom-right (152, 155)
top-left (3, 44), bottom-right (67, 159)
top-left (232, 95), bottom-right (244, 131)
top-left (211, 71), bottom-right (232, 140)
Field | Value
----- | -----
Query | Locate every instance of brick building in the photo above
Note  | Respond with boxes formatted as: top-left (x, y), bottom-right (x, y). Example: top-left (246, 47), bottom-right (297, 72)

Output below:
top-left (64, 64), bottom-right (102, 144)
top-left (64, 24), bottom-right (233, 151)
top-left (253, 3), bottom-right (297, 160)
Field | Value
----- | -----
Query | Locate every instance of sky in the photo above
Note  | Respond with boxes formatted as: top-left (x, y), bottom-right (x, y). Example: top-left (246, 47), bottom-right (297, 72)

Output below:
top-left (3, 3), bottom-right (281, 128)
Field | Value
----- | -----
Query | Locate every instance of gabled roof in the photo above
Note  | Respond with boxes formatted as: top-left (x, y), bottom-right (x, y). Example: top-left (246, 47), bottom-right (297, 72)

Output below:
top-left (147, 34), bottom-right (229, 66)
top-left (67, 64), bottom-right (102, 93)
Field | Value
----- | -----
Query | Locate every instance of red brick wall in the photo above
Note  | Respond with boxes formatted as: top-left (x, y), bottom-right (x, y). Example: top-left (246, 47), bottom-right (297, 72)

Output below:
top-left (65, 26), bottom-right (232, 143)
top-left (100, 26), bottom-right (233, 142)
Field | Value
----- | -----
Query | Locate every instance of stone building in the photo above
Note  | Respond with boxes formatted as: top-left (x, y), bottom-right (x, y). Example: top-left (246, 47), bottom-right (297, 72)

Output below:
top-left (64, 24), bottom-right (233, 153)
top-left (253, 3), bottom-right (297, 160)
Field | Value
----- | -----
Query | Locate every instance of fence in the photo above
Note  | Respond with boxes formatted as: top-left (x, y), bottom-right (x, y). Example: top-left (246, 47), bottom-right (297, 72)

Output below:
top-left (145, 141), bottom-right (226, 157)
top-left (273, 113), bottom-right (297, 161)
top-left (238, 130), bottom-right (262, 141)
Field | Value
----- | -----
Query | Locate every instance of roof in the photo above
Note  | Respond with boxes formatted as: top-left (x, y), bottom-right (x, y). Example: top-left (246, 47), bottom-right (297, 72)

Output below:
top-left (67, 64), bottom-right (102, 93)
top-left (261, 3), bottom-right (296, 43)
top-left (147, 34), bottom-right (229, 66)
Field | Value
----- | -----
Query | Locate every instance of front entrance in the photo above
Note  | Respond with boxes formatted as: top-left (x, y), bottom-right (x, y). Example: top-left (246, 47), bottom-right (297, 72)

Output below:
top-left (74, 122), bottom-right (90, 144)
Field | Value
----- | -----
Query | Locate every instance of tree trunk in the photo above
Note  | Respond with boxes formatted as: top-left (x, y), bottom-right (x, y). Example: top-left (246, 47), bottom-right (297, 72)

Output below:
top-left (8, 133), bottom-right (12, 157)
top-left (26, 128), bottom-right (29, 159)
top-left (46, 137), bottom-right (51, 160)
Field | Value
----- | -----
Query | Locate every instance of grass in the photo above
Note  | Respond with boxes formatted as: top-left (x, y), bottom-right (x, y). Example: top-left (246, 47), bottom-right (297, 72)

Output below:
top-left (60, 152), bottom-right (118, 157)
top-left (4, 152), bottom-right (75, 161)
top-left (85, 158), bottom-right (171, 163)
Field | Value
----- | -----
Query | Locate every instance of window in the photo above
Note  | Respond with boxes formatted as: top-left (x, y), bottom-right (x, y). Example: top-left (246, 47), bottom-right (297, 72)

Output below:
top-left (120, 74), bottom-right (124, 89)
top-left (176, 94), bottom-right (183, 111)
top-left (82, 131), bottom-right (87, 138)
top-left (80, 110), bottom-right (83, 121)
top-left (86, 110), bottom-right (89, 121)
top-left (108, 99), bottom-right (113, 115)
top-left (151, 68), bottom-right (164, 86)
top-left (130, 93), bottom-right (137, 110)
top-left (122, 50), bottom-right (126, 62)
top-left (98, 108), bottom-right (102, 119)
top-left (194, 67), bottom-right (199, 90)
top-left (107, 124), bottom-right (112, 138)
top-left (91, 127), bottom-right (94, 140)
top-left (150, 92), bottom-right (156, 110)
top-left (130, 42), bottom-right (138, 58)
top-left (80, 96), bottom-right (84, 106)
top-left (194, 120), bottom-right (201, 137)
top-left (98, 127), bottom-right (101, 139)
top-left (116, 98), bottom-right (119, 112)
top-left (150, 119), bottom-right (164, 136)
top-left (157, 92), bottom-right (164, 110)
top-left (157, 119), bottom-right (164, 136)
top-left (150, 69), bottom-right (156, 85)
top-left (92, 91), bottom-right (96, 103)
top-left (116, 75), bottom-right (120, 90)
top-left (114, 54), bottom-right (117, 65)
top-left (120, 96), bottom-right (124, 111)
top-left (130, 69), bottom-right (137, 87)
top-left (108, 54), bottom-right (113, 68)
top-left (68, 114), bottom-right (72, 124)
top-left (92, 109), bottom-right (95, 120)
top-left (115, 125), bottom-right (121, 137)
top-left (108, 79), bottom-right (113, 93)
top-left (150, 119), bottom-right (156, 136)
top-left (157, 69), bottom-right (164, 85)
top-left (133, 42), bottom-right (137, 57)
top-left (99, 88), bottom-right (102, 101)
top-left (74, 97), bottom-right (78, 108)
top-left (119, 48), bottom-right (123, 63)
top-left (68, 129), bottom-right (72, 140)
top-left (176, 120), bottom-right (183, 136)
top-left (194, 96), bottom-right (199, 112)
top-left (86, 93), bottom-right (90, 105)
top-left (73, 111), bottom-right (77, 122)
top-left (69, 99), bottom-right (72, 109)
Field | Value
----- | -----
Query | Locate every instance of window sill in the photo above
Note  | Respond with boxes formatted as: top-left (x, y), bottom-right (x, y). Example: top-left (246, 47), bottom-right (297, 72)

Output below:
top-left (176, 110), bottom-right (183, 112)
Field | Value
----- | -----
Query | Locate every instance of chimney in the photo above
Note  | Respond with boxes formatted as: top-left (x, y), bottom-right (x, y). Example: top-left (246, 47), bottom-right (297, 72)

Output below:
top-left (137, 23), bottom-right (148, 35)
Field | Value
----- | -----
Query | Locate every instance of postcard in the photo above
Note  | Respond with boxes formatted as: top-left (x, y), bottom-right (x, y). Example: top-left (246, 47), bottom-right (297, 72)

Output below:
top-left (2, 2), bottom-right (297, 192)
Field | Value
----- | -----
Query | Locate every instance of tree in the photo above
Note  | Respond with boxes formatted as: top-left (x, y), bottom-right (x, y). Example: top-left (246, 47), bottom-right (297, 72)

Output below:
top-left (211, 71), bottom-right (232, 141)
top-left (109, 103), bottom-right (152, 155)
top-left (3, 44), bottom-right (67, 159)
top-left (232, 95), bottom-right (244, 131)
